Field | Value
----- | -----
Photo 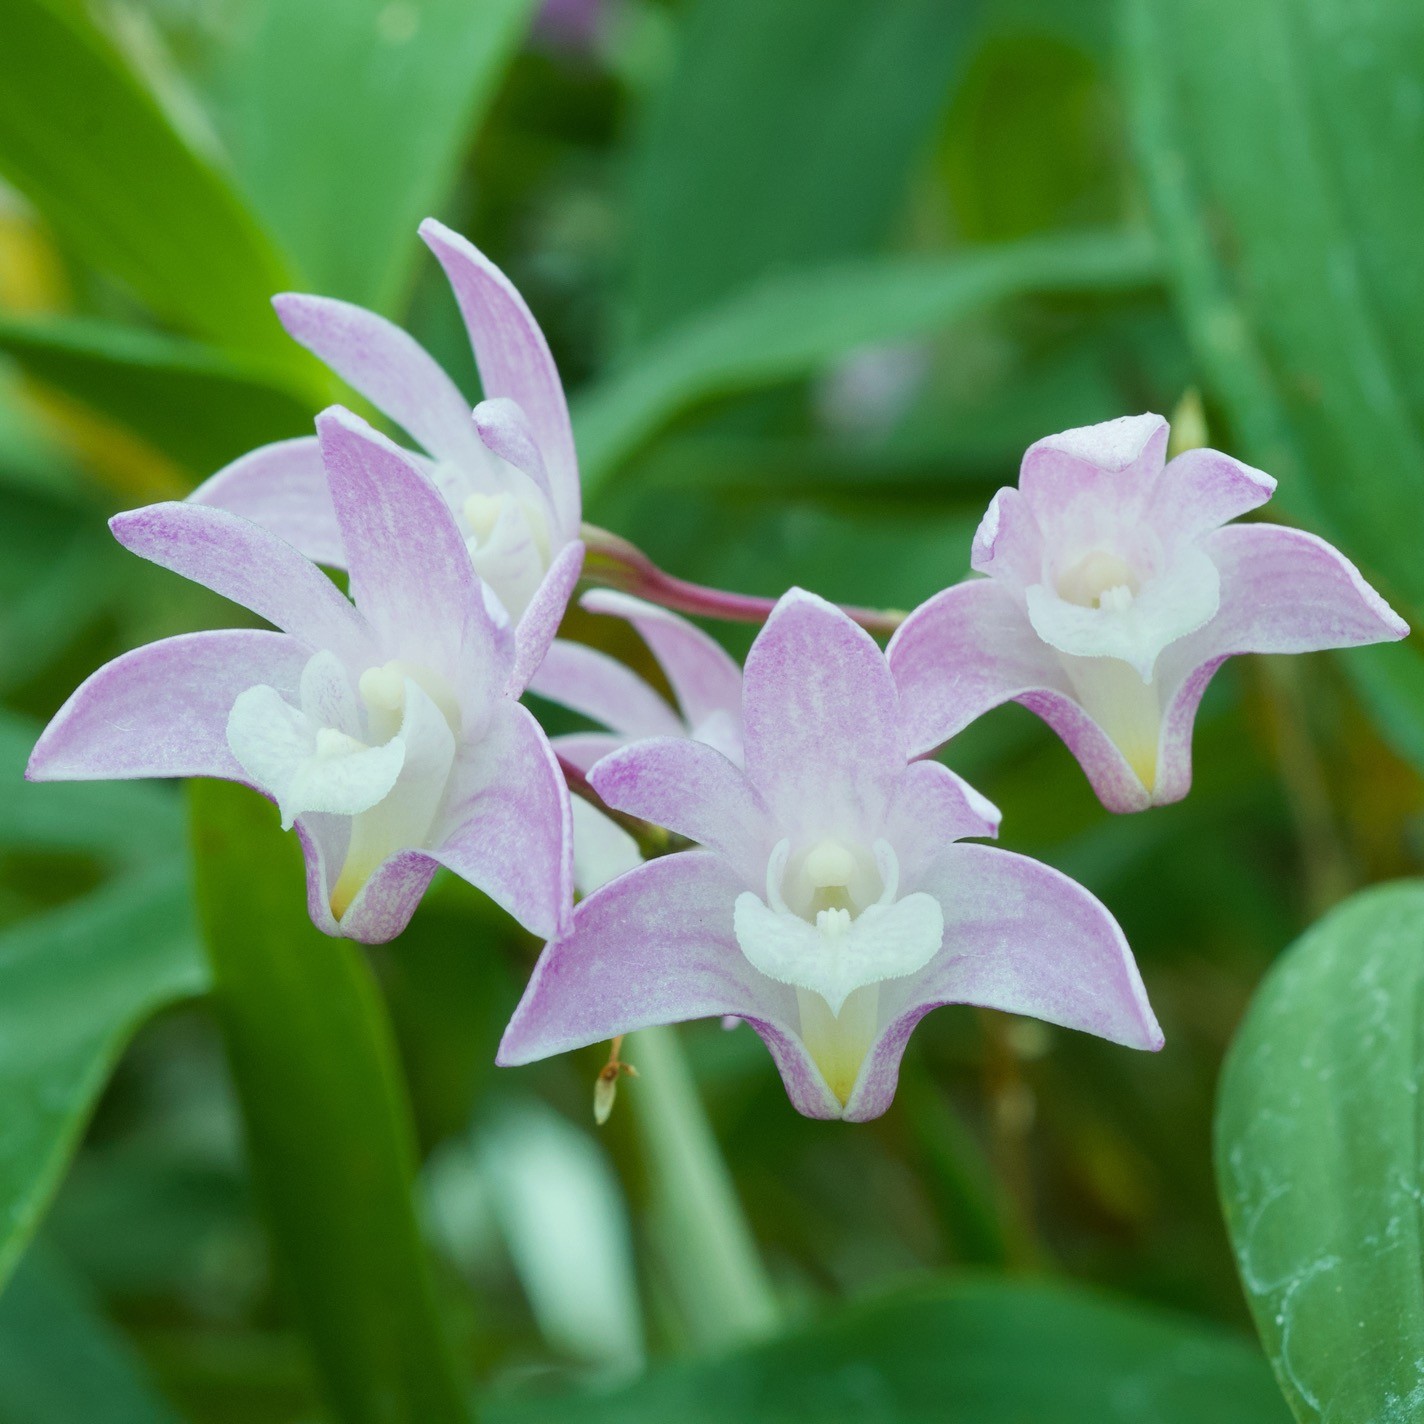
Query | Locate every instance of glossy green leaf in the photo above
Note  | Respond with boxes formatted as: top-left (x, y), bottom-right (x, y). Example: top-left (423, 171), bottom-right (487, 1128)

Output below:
top-left (0, 316), bottom-right (315, 481)
top-left (221, 0), bottom-right (536, 313)
top-left (491, 1278), bottom-right (1288, 1424)
top-left (576, 229), bottom-right (1162, 495)
top-left (0, 1250), bottom-right (182, 1424)
top-left (1123, 0), bottom-right (1424, 621)
top-left (626, 0), bottom-right (981, 339)
top-left (189, 779), bottom-right (468, 1424)
top-left (1216, 881), bottom-right (1424, 1422)
top-left (0, 870), bottom-right (205, 1291)
top-left (0, 0), bottom-right (299, 362)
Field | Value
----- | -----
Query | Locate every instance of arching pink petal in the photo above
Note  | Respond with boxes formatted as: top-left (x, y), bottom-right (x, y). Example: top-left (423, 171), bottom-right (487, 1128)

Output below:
top-left (589, 737), bottom-right (774, 886)
top-left (419, 220), bottom-right (580, 537)
top-left (109, 504), bottom-right (369, 663)
top-left (497, 850), bottom-right (796, 1065)
top-left (742, 589), bottom-right (901, 840)
top-left (1149, 447), bottom-right (1275, 540)
top-left (509, 539), bottom-right (585, 697)
top-left (433, 702), bottom-right (574, 940)
top-left (529, 639), bottom-right (684, 739)
top-left (551, 730), bottom-right (626, 774)
top-left (273, 293), bottom-right (486, 470)
top-left (473, 396), bottom-right (556, 510)
top-left (843, 843), bottom-right (1162, 1122)
top-left (883, 759), bottom-right (1000, 884)
top-left (582, 589), bottom-right (743, 729)
top-left (969, 486), bottom-right (1043, 589)
top-left (314, 407), bottom-right (509, 711)
top-left (189, 437), bottom-right (345, 568)
top-left (28, 630), bottom-right (308, 784)
top-left (1017, 413), bottom-right (1168, 533)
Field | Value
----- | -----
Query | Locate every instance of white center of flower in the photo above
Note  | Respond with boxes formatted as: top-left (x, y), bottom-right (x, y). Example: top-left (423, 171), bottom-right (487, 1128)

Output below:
top-left (1057, 549), bottom-right (1140, 609)
top-left (456, 489), bottom-right (555, 622)
top-left (734, 837), bottom-right (945, 1106)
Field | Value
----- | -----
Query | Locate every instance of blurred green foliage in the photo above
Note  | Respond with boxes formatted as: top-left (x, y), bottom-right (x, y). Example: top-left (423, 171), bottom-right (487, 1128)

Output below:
top-left (0, 0), bottom-right (1420, 1419)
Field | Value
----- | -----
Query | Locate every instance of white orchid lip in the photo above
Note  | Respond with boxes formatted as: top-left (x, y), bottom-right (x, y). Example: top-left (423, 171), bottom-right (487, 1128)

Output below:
top-left (734, 837), bottom-right (945, 1018)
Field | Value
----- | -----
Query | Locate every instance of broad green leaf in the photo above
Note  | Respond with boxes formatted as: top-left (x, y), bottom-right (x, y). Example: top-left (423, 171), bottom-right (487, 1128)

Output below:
top-left (0, 870), bottom-right (206, 1290)
top-left (576, 229), bottom-right (1162, 495)
top-left (0, 0), bottom-right (300, 363)
top-left (1216, 881), bottom-right (1424, 1422)
top-left (0, 316), bottom-right (315, 481)
top-left (0, 1250), bottom-right (182, 1424)
top-left (1122, 0), bottom-right (1424, 620)
top-left (220, 0), bottom-right (536, 313)
top-left (626, 0), bottom-right (982, 339)
top-left (491, 1278), bottom-right (1288, 1424)
top-left (189, 779), bottom-right (468, 1424)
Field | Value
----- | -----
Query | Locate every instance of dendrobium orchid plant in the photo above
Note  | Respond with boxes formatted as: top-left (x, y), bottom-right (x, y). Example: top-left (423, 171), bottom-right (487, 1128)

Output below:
top-left (24, 224), bottom-right (1412, 1123)
top-left (888, 414), bottom-right (1408, 812)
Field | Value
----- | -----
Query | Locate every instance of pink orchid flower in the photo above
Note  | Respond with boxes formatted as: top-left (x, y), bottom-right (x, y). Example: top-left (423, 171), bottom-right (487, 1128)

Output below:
top-left (499, 589), bottom-right (1161, 1122)
top-left (192, 220), bottom-right (584, 690)
top-left (29, 408), bottom-right (573, 944)
top-left (889, 414), bottom-right (1408, 813)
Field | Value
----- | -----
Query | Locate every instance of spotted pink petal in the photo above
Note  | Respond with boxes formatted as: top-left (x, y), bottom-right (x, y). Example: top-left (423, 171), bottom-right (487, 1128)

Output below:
top-left (742, 589), bottom-right (902, 840)
top-left (27, 630), bottom-right (308, 785)
top-left (188, 437), bottom-right (345, 567)
top-left (274, 293), bottom-right (486, 471)
top-left (110, 503), bottom-right (369, 664)
top-left (420, 219), bottom-right (580, 537)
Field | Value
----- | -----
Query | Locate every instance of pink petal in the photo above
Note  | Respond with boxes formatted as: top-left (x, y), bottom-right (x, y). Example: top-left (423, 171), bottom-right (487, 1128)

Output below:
top-left (1017, 414), bottom-right (1168, 533)
top-left (529, 639), bottom-right (684, 739)
top-left (969, 486), bottom-right (1043, 588)
top-left (882, 760), bottom-right (1000, 884)
top-left (509, 539), bottom-right (585, 697)
top-left (1149, 522), bottom-right (1409, 807)
top-left (419, 220), bottom-right (580, 537)
top-left (1149, 447), bottom-right (1276, 540)
top-left (188, 437), bottom-right (345, 567)
top-left (889, 578), bottom-right (1064, 754)
top-left (273, 293), bottom-right (485, 470)
top-left (589, 738), bottom-right (773, 886)
top-left (314, 407), bottom-right (509, 712)
top-left (551, 730), bottom-right (626, 774)
top-left (433, 702), bottom-right (574, 940)
top-left (110, 503), bottom-right (369, 663)
top-left (843, 843), bottom-right (1162, 1122)
top-left (28, 630), bottom-right (308, 784)
top-left (582, 589), bottom-right (743, 729)
top-left (497, 850), bottom-right (793, 1060)
top-left (472, 396), bottom-right (557, 511)
top-left (741, 589), bottom-right (901, 840)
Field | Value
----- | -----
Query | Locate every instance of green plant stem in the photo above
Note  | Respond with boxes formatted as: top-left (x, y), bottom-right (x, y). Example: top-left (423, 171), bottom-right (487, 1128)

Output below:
top-left (625, 1025), bottom-right (780, 1349)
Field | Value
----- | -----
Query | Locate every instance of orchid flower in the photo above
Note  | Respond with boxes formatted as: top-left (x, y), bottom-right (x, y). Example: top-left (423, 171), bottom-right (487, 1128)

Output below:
top-left (889, 414), bottom-right (1409, 814)
top-left (529, 589), bottom-right (745, 772)
top-left (499, 589), bottom-right (1161, 1122)
top-left (191, 220), bottom-right (584, 688)
top-left (28, 408), bottom-right (574, 944)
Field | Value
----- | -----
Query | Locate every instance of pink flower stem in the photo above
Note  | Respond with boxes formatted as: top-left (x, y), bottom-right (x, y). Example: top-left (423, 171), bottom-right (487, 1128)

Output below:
top-left (580, 524), bottom-right (906, 637)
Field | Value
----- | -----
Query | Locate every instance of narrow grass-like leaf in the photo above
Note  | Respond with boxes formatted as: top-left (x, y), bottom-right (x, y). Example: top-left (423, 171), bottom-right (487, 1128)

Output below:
top-left (189, 779), bottom-right (468, 1424)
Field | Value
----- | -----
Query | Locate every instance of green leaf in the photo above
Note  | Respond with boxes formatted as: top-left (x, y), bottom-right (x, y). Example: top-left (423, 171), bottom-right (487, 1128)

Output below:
top-left (0, 712), bottom-right (181, 863)
top-left (1122, 0), bottom-right (1424, 619)
top-left (0, 316), bottom-right (316, 481)
top-left (1216, 881), bottom-right (1424, 1423)
top-left (491, 1278), bottom-right (1288, 1424)
top-left (189, 779), bottom-right (469, 1424)
top-left (0, 1250), bottom-right (183, 1424)
top-left (576, 229), bottom-right (1162, 496)
top-left (0, 0), bottom-right (300, 362)
top-left (625, 0), bottom-right (982, 339)
top-left (0, 870), bottom-right (206, 1290)
top-left (220, 0), bottom-right (536, 313)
